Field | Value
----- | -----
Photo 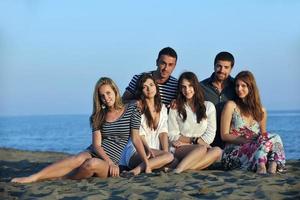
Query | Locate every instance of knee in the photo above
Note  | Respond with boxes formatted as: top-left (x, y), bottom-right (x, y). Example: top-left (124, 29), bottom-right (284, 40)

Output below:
top-left (80, 158), bottom-right (98, 172)
top-left (212, 147), bottom-right (223, 159)
top-left (166, 152), bottom-right (174, 163)
top-left (73, 152), bottom-right (92, 165)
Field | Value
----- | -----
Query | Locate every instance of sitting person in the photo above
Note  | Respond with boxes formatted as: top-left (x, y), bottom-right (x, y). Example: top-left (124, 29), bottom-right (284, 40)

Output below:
top-left (168, 71), bottom-right (222, 173)
top-left (122, 47), bottom-right (178, 107)
top-left (120, 74), bottom-right (174, 175)
top-left (221, 70), bottom-right (286, 174)
top-left (11, 77), bottom-right (148, 183)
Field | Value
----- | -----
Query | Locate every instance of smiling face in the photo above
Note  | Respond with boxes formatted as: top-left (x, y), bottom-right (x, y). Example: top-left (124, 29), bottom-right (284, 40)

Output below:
top-left (156, 55), bottom-right (177, 81)
top-left (235, 79), bottom-right (249, 99)
top-left (99, 84), bottom-right (116, 109)
top-left (180, 78), bottom-right (195, 101)
top-left (142, 78), bottom-right (157, 99)
top-left (214, 60), bottom-right (233, 82)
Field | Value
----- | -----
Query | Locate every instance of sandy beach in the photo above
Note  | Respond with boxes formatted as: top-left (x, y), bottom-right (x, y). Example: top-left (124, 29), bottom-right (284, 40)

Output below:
top-left (0, 148), bottom-right (299, 199)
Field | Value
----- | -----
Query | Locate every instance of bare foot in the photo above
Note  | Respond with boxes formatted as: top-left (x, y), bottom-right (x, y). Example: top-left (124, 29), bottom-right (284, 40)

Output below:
top-left (256, 164), bottom-right (267, 174)
top-left (120, 171), bottom-right (134, 178)
top-left (267, 161), bottom-right (277, 174)
top-left (11, 175), bottom-right (37, 184)
top-left (172, 168), bottom-right (183, 174)
top-left (145, 166), bottom-right (152, 174)
top-left (163, 167), bottom-right (173, 173)
top-left (129, 167), bottom-right (142, 176)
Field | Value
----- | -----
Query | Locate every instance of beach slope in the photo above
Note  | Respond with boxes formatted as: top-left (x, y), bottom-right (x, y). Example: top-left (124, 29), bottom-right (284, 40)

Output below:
top-left (1, 148), bottom-right (299, 199)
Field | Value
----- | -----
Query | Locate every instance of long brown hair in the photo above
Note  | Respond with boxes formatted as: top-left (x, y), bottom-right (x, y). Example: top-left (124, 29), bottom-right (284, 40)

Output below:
top-left (89, 77), bottom-right (124, 131)
top-left (235, 71), bottom-right (263, 122)
top-left (177, 72), bottom-right (206, 122)
top-left (135, 73), bottom-right (162, 130)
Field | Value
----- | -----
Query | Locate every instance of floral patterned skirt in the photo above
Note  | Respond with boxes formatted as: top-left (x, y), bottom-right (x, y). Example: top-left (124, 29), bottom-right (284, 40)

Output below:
top-left (221, 132), bottom-right (286, 172)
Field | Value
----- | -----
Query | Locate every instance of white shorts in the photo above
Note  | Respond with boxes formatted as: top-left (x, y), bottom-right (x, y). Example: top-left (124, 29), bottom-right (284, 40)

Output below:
top-left (119, 139), bottom-right (136, 167)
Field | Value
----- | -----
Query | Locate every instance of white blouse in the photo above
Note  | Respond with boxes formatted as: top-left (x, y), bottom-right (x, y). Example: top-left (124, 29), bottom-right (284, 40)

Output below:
top-left (168, 101), bottom-right (216, 145)
top-left (140, 104), bottom-right (168, 150)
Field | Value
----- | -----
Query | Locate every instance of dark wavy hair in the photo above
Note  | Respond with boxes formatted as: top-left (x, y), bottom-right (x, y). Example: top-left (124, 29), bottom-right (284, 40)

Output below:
top-left (176, 72), bottom-right (206, 123)
top-left (235, 71), bottom-right (263, 122)
top-left (135, 73), bottom-right (162, 130)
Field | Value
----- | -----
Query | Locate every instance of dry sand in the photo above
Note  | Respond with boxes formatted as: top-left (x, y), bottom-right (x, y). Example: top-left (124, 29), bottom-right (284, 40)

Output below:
top-left (1, 147), bottom-right (299, 199)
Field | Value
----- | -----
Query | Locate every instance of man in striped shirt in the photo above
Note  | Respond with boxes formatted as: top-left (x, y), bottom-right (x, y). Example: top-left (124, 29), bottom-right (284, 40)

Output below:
top-left (122, 47), bottom-right (178, 107)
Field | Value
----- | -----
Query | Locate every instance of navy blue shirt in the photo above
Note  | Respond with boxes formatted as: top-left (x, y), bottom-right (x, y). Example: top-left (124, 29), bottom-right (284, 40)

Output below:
top-left (201, 73), bottom-right (236, 148)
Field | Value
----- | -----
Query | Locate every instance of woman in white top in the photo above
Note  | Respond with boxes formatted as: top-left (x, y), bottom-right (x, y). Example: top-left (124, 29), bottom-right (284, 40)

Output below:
top-left (121, 73), bottom-right (174, 175)
top-left (168, 72), bottom-right (222, 173)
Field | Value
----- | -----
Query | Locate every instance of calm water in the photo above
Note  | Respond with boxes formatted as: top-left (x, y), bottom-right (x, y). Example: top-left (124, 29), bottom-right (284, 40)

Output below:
top-left (0, 111), bottom-right (299, 159)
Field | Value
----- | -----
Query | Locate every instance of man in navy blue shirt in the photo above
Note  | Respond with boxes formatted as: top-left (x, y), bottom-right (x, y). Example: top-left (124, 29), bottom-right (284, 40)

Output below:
top-left (201, 52), bottom-right (236, 149)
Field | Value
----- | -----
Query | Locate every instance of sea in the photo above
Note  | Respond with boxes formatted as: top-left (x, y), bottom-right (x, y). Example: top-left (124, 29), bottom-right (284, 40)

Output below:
top-left (0, 111), bottom-right (299, 160)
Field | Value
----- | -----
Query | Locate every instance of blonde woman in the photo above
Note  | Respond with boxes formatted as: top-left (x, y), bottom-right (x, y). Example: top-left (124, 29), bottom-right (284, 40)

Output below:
top-left (11, 77), bottom-right (148, 183)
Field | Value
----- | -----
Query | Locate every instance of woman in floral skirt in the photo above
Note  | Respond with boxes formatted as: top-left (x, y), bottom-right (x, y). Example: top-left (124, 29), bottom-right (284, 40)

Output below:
top-left (221, 71), bottom-right (285, 174)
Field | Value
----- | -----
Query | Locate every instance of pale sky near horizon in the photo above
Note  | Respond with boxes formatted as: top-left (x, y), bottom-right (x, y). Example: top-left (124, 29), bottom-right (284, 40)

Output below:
top-left (1, 1), bottom-right (300, 116)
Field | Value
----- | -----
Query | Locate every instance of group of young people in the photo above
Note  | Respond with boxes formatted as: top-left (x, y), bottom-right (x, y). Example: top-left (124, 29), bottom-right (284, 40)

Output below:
top-left (11, 47), bottom-right (286, 183)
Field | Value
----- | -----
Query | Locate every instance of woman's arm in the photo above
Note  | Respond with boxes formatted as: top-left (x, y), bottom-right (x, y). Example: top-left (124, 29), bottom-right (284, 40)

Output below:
top-left (220, 101), bottom-right (250, 144)
top-left (92, 130), bottom-right (119, 177)
top-left (259, 107), bottom-right (267, 134)
top-left (140, 135), bottom-right (155, 158)
top-left (168, 107), bottom-right (200, 146)
top-left (168, 108), bottom-right (182, 142)
top-left (198, 102), bottom-right (216, 145)
top-left (92, 130), bottom-right (114, 165)
top-left (159, 132), bottom-right (169, 152)
top-left (131, 128), bottom-right (150, 166)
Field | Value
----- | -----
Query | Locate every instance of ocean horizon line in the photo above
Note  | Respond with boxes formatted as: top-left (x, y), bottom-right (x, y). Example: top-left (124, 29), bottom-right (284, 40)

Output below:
top-left (1, 109), bottom-right (300, 118)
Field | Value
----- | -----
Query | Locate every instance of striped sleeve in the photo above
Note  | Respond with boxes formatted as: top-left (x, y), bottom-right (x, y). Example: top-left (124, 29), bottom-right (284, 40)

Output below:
top-left (130, 103), bottom-right (141, 130)
top-left (126, 74), bottom-right (140, 95)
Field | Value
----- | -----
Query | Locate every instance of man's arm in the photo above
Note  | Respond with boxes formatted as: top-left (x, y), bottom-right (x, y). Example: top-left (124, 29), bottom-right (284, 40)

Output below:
top-left (122, 90), bottom-right (135, 103)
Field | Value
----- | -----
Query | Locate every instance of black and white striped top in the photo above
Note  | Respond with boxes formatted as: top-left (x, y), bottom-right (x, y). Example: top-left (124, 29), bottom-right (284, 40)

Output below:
top-left (91, 103), bottom-right (141, 164)
top-left (126, 71), bottom-right (178, 106)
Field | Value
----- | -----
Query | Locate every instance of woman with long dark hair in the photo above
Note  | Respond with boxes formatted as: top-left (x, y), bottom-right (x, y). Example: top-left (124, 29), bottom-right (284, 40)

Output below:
top-left (120, 74), bottom-right (174, 175)
top-left (221, 71), bottom-right (285, 174)
top-left (168, 71), bottom-right (222, 173)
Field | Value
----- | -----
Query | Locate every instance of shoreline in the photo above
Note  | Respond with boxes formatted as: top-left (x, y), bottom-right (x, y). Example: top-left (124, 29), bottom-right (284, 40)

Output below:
top-left (1, 147), bottom-right (300, 199)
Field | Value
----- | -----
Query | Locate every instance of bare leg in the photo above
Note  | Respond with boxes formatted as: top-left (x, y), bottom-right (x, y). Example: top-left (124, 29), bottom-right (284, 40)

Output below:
top-left (192, 147), bottom-right (222, 170)
top-left (129, 149), bottom-right (174, 175)
top-left (267, 161), bottom-right (277, 174)
top-left (256, 163), bottom-right (267, 174)
top-left (173, 145), bottom-right (207, 173)
top-left (70, 158), bottom-right (110, 179)
top-left (11, 151), bottom-right (92, 183)
top-left (164, 157), bottom-right (179, 172)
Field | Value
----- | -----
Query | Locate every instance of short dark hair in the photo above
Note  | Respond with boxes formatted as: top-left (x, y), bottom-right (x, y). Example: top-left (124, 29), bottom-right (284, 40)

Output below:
top-left (214, 51), bottom-right (235, 68)
top-left (156, 47), bottom-right (178, 62)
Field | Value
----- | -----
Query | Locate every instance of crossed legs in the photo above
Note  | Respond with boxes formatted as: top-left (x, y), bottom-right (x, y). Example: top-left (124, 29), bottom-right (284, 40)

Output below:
top-left (173, 145), bottom-right (222, 173)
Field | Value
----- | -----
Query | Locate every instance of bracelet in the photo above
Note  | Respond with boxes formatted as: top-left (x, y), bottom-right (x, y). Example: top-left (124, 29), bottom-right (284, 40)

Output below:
top-left (192, 137), bottom-right (198, 144)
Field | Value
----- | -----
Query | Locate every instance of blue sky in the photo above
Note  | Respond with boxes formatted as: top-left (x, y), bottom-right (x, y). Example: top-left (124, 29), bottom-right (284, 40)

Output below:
top-left (1, 1), bottom-right (300, 116)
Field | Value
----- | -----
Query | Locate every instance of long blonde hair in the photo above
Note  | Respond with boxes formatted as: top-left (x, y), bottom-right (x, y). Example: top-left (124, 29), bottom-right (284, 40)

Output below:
top-left (89, 77), bottom-right (124, 130)
top-left (235, 71), bottom-right (263, 122)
